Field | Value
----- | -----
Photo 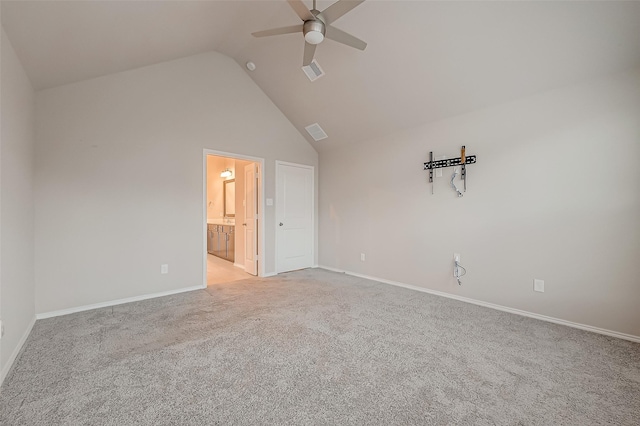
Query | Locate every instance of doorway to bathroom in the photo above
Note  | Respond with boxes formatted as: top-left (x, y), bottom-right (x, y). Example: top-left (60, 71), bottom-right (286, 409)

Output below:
top-left (203, 150), bottom-right (263, 286)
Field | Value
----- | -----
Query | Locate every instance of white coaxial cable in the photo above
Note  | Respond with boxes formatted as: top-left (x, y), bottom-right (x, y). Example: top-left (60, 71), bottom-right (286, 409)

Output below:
top-left (450, 168), bottom-right (463, 197)
top-left (454, 260), bottom-right (467, 285)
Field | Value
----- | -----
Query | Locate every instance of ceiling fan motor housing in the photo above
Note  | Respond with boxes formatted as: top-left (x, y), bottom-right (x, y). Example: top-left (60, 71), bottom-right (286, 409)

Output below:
top-left (303, 20), bottom-right (325, 44)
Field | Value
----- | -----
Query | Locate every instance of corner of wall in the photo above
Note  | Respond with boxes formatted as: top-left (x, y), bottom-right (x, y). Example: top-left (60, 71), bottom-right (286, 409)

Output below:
top-left (0, 24), bottom-right (37, 384)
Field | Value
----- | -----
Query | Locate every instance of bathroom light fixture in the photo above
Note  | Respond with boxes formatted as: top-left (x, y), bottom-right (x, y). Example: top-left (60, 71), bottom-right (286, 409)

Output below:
top-left (220, 169), bottom-right (232, 178)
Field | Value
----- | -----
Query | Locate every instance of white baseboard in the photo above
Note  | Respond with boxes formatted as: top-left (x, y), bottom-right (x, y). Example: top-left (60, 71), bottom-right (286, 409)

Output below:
top-left (1, 316), bottom-right (36, 386)
top-left (233, 263), bottom-right (245, 270)
top-left (262, 272), bottom-right (277, 278)
top-left (317, 265), bottom-right (640, 343)
top-left (36, 285), bottom-right (204, 320)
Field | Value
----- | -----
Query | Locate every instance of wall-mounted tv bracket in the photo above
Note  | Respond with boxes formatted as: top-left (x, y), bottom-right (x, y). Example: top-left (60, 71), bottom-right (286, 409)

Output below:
top-left (424, 146), bottom-right (477, 194)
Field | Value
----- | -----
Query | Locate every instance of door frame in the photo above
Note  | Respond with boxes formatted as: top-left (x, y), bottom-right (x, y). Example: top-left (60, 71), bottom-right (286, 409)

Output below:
top-left (275, 160), bottom-right (315, 274)
top-left (203, 149), bottom-right (265, 287)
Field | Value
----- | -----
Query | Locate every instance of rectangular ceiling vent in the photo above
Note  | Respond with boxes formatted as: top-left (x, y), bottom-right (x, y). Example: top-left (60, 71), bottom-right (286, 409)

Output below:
top-left (305, 122), bottom-right (328, 141)
top-left (301, 59), bottom-right (325, 82)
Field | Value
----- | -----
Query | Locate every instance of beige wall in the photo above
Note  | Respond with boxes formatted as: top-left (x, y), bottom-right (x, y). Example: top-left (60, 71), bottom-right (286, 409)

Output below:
top-left (35, 51), bottom-right (318, 314)
top-left (0, 28), bottom-right (36, 381)
top-left (319, 67), bottom-right (640, 338)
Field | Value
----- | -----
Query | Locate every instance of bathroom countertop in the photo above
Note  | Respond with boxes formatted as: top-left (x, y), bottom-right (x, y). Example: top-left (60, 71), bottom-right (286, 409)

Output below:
top-left (207, 219), bottom-right (235, 226)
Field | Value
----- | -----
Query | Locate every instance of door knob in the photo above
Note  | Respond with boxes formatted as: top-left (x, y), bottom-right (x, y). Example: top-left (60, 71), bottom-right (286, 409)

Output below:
top-left (242, 223), bottom-right (247, 226)
top-left (279, 222), bottom-right (283, 226)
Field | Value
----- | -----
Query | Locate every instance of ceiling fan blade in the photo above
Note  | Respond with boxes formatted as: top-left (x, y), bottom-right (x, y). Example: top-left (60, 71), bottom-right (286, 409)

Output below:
top-left (252, 25), bottom-right (303, 38)
top-left (287, 0), bottom-right (316, 22)
top-left (325, 25), bottom-right (367, 50)
top-left (303, 42), bottom-right (317, 66)
top-left (318, 0), bottom-right (365, 25)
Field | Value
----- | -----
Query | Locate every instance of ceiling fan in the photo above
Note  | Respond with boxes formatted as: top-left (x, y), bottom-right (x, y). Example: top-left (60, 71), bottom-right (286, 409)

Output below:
top-left (252, 0), bottom-right (367, 66)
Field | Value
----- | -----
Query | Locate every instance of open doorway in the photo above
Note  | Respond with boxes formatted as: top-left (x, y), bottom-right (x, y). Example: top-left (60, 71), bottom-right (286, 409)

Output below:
top-left (203, 150), bottom-right (263, 286)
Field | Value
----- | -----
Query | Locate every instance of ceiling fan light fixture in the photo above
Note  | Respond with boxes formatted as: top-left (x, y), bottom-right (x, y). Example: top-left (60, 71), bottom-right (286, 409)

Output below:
top-left (252, 0), bottom-right (366, 67)
top-left (304, 30), bottom-right (324, 45)
top-left (303, 20), bottom-right (325, 45)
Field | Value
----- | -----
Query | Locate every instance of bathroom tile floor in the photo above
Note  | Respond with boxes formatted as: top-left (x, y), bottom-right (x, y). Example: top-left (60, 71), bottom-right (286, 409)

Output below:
top-left (207, 253), bottom-right (252, 285)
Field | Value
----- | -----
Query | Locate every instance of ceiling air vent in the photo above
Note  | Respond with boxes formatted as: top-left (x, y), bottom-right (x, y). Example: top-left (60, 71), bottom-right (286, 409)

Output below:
top-left (305, 123), bottom-right (328, 141)
top-left (301, 59), bottom-right (325, 82)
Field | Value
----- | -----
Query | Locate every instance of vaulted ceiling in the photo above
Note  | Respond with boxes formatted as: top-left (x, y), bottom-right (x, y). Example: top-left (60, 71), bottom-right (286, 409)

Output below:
top-left (3, 1), bottom-right (640, 152)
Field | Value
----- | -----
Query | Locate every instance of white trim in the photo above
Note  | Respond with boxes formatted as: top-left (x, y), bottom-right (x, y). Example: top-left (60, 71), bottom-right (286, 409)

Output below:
top-left (202, 153), bottom-right (208, 288)
top-left (275, 161), bottom-right (315, 274)
top-left (1, 316), bottom-right (36, 386)
top-left (35, 285), bottom-right (203, 320)
top-left (233, 262), bottom-right (245, 270)
top-left (263, 272), bottom-right (278, 278)
top-left (203, 150), bottom-right (265, 282)
top-left (317, 266), bottom-right (640, 343)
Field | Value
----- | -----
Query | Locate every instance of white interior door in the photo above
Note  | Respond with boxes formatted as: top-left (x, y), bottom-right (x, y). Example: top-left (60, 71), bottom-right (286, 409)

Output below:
top-left (276, 162), bottom-right (314, 273)
top-left (243, 163), bottom-right (258, 275)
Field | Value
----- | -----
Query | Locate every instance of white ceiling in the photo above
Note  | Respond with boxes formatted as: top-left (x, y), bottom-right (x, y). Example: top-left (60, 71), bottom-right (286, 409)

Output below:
top-left (3, 1), bottom-right (640, 151)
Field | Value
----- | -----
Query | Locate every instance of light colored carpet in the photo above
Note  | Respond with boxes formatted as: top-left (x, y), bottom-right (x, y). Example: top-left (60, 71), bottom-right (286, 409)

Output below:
top-left (1, 269), bottom-right (639, 425)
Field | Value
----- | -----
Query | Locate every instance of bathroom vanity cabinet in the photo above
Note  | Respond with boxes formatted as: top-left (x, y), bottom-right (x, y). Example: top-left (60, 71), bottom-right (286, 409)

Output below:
top-left (207, 224), bottom-right (235, 262)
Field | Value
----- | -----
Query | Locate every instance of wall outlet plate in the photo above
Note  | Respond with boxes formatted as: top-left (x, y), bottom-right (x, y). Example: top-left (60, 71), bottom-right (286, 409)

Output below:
top-left (161, 264), bottom-right (169, 274)
top-left (360, 253), bottom-right (366, 261)
top-left (534, 279), bottom-right (544, 292)
top-left (454, 253), bottom-right (460, 262)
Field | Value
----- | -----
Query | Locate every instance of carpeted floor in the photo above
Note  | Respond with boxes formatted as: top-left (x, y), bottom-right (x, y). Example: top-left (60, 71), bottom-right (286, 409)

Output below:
top-left (1, 269), bottom-right (639, 425)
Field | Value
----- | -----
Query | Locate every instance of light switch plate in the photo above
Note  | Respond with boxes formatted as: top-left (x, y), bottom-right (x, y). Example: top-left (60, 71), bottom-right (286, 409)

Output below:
top-left (534, 279), bottom-right (544, 292)
top-left (266, 198), bottom-right (273, 206)
top-left (161, 264), bottom-right (169, 274)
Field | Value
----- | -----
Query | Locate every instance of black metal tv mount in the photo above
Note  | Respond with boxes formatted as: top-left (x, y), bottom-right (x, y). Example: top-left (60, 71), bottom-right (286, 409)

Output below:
top-left (424, 146), bottom-right (477, 195)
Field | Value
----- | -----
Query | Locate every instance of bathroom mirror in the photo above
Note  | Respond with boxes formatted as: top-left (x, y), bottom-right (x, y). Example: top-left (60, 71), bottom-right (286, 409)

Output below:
top-left (223, 179), bottom-right (235, 217)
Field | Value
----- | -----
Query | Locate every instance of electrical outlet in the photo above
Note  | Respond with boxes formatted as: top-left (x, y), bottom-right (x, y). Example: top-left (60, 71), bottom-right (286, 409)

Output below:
top-left (454, 253), bottom-right (460, 262)
top-left (360, 253), bottom-right (366, 261)
top-left (161, 264), bottom-right (169, 274)
top-left (534, 279), bottom-right (544, 292)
